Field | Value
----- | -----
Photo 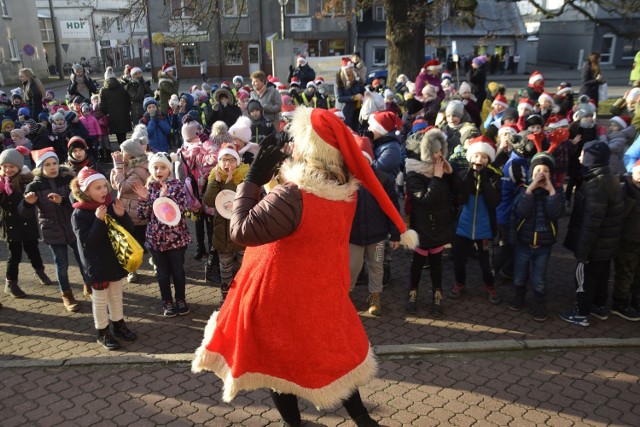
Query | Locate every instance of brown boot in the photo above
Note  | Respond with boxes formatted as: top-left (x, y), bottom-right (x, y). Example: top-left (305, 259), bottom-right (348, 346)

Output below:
top-left (83, 283), bottom-right (93, 299)
top-left (61, 289), bottom-right (80, 312)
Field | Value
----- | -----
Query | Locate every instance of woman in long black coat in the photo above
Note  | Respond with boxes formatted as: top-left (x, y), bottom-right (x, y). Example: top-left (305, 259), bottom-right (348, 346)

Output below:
top-left (467, 56), bottom-right (487, 107)
top-left (580, 51), bottom-right (604, 108)
top-left (99, 67), bottom-right (132, 144)
top-left (124, 67), bottom-right (153, 126)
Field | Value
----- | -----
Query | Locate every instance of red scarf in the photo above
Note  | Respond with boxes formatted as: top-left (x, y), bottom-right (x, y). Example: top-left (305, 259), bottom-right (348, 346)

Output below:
top-left (72, 193), bottom-right (113, 210)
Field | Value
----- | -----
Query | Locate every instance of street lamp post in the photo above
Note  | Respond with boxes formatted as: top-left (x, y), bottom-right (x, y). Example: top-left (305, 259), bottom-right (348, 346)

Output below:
top-left (278, 0), bottom-right (289, 39)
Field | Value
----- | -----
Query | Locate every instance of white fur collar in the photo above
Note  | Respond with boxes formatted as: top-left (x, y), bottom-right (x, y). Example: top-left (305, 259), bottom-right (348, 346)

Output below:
top-left (405, 158), bottom-right (434, 177)
top-left (280, 160), bottom-right (359, 202)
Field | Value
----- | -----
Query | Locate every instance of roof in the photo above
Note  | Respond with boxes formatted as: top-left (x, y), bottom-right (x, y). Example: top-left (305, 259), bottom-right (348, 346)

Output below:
top-left (438, 0), bottom-right (526, 37)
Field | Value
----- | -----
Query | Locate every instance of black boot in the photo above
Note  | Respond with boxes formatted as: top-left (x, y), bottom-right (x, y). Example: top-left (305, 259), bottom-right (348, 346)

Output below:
top-left (4, 279), bottom-right (26, 298)
top-left (508, 285), bottom-right (526, 311)
top-left (193, 246), bottom-right (206, 260)
top-left (430, 289), bottom-right (443, 318)
top-left (97, 327), bottom-right (120, 350)
top-left (34, 268), bottom-right (54, 286)
top-left (205, 250), bottom-right (221, 284)
top-left (111, 319), bottom-right (138, 341)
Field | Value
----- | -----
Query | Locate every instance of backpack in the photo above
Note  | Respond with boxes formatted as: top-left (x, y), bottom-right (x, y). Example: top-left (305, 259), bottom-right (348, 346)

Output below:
top-left (179, 151), bottom-right (215, 216)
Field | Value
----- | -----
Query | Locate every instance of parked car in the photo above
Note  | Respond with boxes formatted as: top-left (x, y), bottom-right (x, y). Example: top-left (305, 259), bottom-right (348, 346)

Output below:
top-left (366, 69), bottom-right (387, 85)
top-left (145, 62), bottom-right (152, 71)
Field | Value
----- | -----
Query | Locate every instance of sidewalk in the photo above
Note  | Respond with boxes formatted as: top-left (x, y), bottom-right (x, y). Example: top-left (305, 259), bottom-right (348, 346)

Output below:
top-left (1, 213), bottom-right (639, 425)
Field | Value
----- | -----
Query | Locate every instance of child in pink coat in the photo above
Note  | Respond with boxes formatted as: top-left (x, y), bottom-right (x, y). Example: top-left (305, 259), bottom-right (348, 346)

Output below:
top-left (79, 103), bottom-right (104, 161)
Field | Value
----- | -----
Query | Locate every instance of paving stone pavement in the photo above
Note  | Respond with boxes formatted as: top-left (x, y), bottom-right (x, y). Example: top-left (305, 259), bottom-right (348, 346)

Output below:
top-left (0, 348), bottom-right (639, 426)
top-left (1, 175), bottom-right (640, 425)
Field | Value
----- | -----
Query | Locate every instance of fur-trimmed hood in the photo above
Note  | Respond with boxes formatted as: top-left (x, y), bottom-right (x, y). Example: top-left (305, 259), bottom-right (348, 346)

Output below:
top-left (280, 160), bottom-right (360, 202)
top-left (406, 128), bottom-right (448, 164)
top-left (127, 155), bottom-right (149, 169)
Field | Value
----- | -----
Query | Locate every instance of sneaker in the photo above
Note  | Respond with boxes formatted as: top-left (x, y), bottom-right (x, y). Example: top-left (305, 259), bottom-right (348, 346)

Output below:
top-left (406, 289), bottom-right (418, 313)
top-left (533, 304), bottom-right (548, 322)
top-left (449, 283), bottom-right (465, 299)
top-left (486, 285), bottom-right (500, 304)
top-left (559, 309), bottom-right (590, 327)
top-left (611, 304), bottom-right (640, 322)
top-left (590, 305), bottom-right (609, 320)
top-left (176, 299), bottom-right (190, 316)
top-left (367, 292), bottom-right (382, 316)
top-left (162, 300), bottom-right (177, 317)
top-left (127, 271), bottom-right (138, 284)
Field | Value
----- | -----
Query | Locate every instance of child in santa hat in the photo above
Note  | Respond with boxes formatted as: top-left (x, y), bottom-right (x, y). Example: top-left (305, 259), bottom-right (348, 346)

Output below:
top-left (228, 116), bottom-right (259, 165)
top-left (535, 92), bottom-right (555, 124)
top-left (450, 136), bottom-right (502, 304)
top-left (133, 152), bottom-right (192, 317)
top-left (554, 81), bottom-right (574, 121)
top-left (20, 147), bottom-right (87, 310)
top-left (1, 147), bottom-right (53, 300)
top-left (193, 107), bottom-right (417, 427)
top-left (483, 93), bottom-right (509, 131)
top-left (525, 71), bottom-right (545, 102)
top-left (612, 159), bottom-right (640, 321)
top-left (70, 166), bottom-right (137, 350)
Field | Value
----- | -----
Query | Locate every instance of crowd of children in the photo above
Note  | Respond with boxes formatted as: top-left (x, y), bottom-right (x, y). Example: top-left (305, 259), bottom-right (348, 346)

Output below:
top-left (2, 56), bottom-right (640, 355)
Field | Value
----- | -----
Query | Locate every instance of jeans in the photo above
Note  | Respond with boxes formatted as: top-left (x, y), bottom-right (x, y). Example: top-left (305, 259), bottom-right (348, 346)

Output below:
top-left (49, 243), bottom-right (85, 292)
top-left (149, 246), bottom-right (187, 302)
top-left (6, 240), bottom-right (44, 280)
top-left (513, 242), bottom-right (552, 296)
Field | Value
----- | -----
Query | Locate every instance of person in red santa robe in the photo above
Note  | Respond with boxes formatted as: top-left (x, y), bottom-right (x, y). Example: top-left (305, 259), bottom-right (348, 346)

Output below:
top-left (192, 107), bottom-right (418, 426)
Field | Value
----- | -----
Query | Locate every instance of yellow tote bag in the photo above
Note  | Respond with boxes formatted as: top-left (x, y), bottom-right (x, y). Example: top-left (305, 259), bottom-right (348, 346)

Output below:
top-left (104, 214), bottom-right (144, 273)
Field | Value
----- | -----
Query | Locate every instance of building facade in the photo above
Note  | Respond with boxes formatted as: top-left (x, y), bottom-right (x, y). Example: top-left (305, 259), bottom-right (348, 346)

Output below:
top-left (356, 0), bottom-right (527, 79)
top-left (0, 0), bottom-right (48, 86)
top-left (147, 0), bottom-right (356, 81)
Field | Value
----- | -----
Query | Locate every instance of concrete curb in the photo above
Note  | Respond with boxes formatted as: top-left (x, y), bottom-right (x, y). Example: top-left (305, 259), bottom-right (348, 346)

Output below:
top-left (2, 337), bottom-right (639, 369)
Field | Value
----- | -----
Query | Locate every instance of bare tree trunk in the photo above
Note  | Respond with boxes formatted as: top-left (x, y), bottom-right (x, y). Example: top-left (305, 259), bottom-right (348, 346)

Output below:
top-left (385, 0), bottom-right (425, 87)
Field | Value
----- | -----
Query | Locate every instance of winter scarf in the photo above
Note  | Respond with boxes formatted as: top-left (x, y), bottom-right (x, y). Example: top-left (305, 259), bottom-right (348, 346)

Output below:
top-left (52, 122), bottom-right (68, 134)
top-left (72, 193), bottom-right (113, 210)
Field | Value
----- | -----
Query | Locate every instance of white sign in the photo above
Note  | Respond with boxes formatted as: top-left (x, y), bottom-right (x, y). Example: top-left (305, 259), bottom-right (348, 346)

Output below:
top-left (60, 20), bottom-right (91, 39)
top-left (290, 18), bottom-right (312, 32)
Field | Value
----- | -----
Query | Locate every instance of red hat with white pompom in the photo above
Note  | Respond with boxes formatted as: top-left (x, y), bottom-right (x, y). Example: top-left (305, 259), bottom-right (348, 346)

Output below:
top-left (466, 135), bottom-right (497, 163)
top-left (77, 166), bottom-right (107, 192)
top-left (368, 111), bottom-right (402, 136)
top-left (289, 107), bottom-right (418, 248)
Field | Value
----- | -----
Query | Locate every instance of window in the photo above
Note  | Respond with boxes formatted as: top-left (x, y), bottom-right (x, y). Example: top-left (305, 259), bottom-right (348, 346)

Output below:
top-left (321, 0), bottom-right (346, 15)
top-left (373, 46), bottom-right (387, 66)
top-left (224, 41), bottom-right (243, 65)
top-left (600, 33), bottom-right (616, 64)
top-left (328, 39), bottom-right (346, 56)
top-left (223, 0), bottom-right (248, 17)
top-left (8, 37), bottom-right (19, 60)
top-left (116, 17), bottom-right (124, 32)
top-left (285, 0), bottom-right (309, 16)
top-left (0, 0), bottom-right (9, 17)
top-left (623, 37), bottom-right (640, 59)
top-left (374, 6), bottom-right (385, 21)
top-left (180, 43), bottom-right (200, 66)
top-left (40, 18), bottom-right (54, 42)
top-left (172, 0), bottom-right (194, 17)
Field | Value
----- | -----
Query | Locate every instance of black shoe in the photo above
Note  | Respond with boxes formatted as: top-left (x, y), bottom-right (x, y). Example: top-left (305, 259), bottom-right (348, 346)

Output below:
top-left (508, 288), bottom-right (525, 311)
top-left (611, 304), bottom-right (640, 321)
top-left (176, 299), bottom-right (190, 315)
top-left (205, 251), bottom-right (221, 284)
top-left (4, 279), bottom-right (26, 298)
top-left (97, 327), bottom-right (120, 350)
top-left (111, 319), bottom-right (138, 341)
top-left (430, 290), bottom-right (443, 318)
top-left (193, 247), bottom-right (206, 260)
top-left (163, 299), bottom-right (177, 317)
top-left (533, 304), bottom-right (548, 322)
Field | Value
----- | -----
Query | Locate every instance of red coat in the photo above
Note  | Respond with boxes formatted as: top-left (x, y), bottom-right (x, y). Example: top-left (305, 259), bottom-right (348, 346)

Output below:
top-left (192, 189), bottom-right (376, 409)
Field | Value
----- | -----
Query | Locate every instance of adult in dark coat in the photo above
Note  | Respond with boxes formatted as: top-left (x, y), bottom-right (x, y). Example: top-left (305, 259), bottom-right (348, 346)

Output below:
top-left (99, 67), bottom-right (132, 144)
top-left (124, 66), bottom-right (153, 125)
top-left (467, 56), bottom-right (488, 107)
top-left (288, 56), bottom-right (316, 88)
top-left (580, 51), bottom-right (604, 107)
top-left (18, 68), bottom-right (45, 119)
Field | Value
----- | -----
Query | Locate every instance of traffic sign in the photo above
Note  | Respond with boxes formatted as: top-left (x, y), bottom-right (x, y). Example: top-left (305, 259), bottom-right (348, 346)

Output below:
top-left (23, 44), bottom-right (35, 56)
top-left (62, 43), bottom-right (69, 53)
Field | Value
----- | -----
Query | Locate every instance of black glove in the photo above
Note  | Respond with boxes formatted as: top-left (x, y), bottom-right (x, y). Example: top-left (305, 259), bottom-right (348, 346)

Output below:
top-left (244, 133), bottom-right (285, 186)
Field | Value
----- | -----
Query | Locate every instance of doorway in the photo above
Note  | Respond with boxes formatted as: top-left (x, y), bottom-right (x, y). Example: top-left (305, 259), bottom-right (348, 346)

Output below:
top-left (164, 47), bottom-right (177, 77)
top-left (248, 44), bottom-right (260, 74)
